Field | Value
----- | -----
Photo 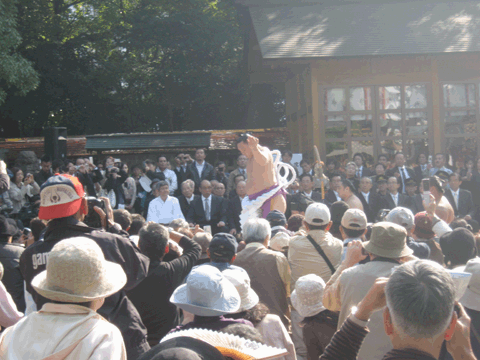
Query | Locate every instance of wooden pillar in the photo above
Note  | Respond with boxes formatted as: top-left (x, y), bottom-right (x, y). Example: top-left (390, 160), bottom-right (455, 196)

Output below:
top-left (431, 58), bottom-right (442, 154)
top-left (310, 62), bottom-right (324, 160)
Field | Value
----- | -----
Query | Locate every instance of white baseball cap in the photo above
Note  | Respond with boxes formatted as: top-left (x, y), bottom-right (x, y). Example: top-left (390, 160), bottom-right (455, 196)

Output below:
top-left (341, 209), bottom-right (367, 230)
top-left (304, 203), bottom-right (330, 226)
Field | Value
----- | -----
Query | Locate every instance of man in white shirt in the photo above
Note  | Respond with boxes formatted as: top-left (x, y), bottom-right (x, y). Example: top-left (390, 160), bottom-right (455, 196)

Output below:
top-left (445, 172), bottom-right (475, 220)
top-left (429, 153), bottom-right (453, 176)
top-left (187, 148), bottom-right (214, 192)
top-left (156, 156), bottom-right (178, 195)
top-left (147, 181), bottom-right (185, 224)
top-left (382, 176), bottom-right (407, 210)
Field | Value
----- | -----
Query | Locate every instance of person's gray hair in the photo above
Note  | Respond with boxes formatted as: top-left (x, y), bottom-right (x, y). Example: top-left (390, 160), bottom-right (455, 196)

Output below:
top-left (243, 218), bottom-right (271, 244)
top-left (193, 232), bottom-right (213, 253)
top-left (152, 180), bottom-right (169, 191)
top-left (360, 176), bottom-right (372, 184)
top-left (181, 180), bottom-right (194, 190)
top-left (386, 260), bottom-right (455, 339)
top-left (169, 218), bottom-right (189, 231)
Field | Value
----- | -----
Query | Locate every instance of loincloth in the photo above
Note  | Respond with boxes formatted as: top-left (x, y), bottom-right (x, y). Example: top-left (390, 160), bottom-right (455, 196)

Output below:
top-left (240, 184), bottom-right (287, 228)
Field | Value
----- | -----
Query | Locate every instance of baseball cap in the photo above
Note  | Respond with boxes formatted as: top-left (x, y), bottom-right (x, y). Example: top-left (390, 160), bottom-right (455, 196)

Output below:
top-left (341, 209), bottom-right (367, 230)
top-left (386, 207), bottom-right (415, 231)
top-left (304, 203), bottom-right (330, 226)
top-left (376, 175), bottom-right (387, 183)
top-left (436, 170), bottom-right (450, 182)
top-left (38, 174), bottom-right (85, 220)
top-left (413, 212), bottom-right (435, 239)
top-left (266, 210), bottom-right (287, 226)
top-left (208, 233), bottom-right (238, 262)
top-left (404, 178), bottom-right (417, 187)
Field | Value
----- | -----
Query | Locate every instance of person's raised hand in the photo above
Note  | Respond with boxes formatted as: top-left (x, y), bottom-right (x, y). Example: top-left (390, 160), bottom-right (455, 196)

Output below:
top-left (447, 302), bottom-right (476, 360)
top-left (217, 221), bottom-right (225, 228)
top-left (246, 135), bottom-right (259, 149)
top-left (355, 277), bottom-right (388, 321)
top-left (192, 224), bottom-right (204, 235)
top-left (344, 240), bottom-right (367, 267)
top-left (424, 193), bottom-right (436, 218)
top-left (229, 228), bottom-right (237, 236)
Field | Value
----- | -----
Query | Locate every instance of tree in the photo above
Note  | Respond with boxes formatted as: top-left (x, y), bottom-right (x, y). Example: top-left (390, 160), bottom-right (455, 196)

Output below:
top-left (0, 0), bottom-right (284, 137)
top-left (0, 0), bottom-right (39, 109)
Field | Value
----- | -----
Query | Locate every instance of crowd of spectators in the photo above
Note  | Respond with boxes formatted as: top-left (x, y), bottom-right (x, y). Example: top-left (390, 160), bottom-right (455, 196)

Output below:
top-left (0, 147), bottom-right (479, 360)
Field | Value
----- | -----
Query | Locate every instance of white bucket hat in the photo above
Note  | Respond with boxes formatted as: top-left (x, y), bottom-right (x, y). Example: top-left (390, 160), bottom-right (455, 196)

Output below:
top-left (459, 257), bottom-right (480, 310)
top-left (291, 274), bottom-right (326, 318)
top-left (170, 266), bottom-right (240, 316)
top-left (31, 237), bottom-right (127, 302)
top-left (162, 328), bottom-right (289, 360)
top-left (223, 268), bottom-right (259, 313)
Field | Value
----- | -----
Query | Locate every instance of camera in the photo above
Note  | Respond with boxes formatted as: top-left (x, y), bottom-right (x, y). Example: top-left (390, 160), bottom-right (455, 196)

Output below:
top-left (83, 197), bottom-right (107, 228)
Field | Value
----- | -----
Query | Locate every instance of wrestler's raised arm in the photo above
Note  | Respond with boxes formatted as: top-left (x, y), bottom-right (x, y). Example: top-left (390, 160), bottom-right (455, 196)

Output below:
top-left (247, 135), bottom-right (268, 166)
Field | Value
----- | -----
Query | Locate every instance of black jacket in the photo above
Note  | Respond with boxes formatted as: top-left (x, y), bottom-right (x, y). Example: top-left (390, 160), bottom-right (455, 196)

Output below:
top-left (227, 196), bottom-right (243, 232)
top-left (20, 217), bottom-right (150, 355)
top-left (386, 166), bottom-right (417, 192)
top-left (403, 194), bottom-right (424, 215)
top-left (445, 188), bottom-right (476, 219)
top-left (34, 169), bottom-right (53, 187)
top-left (186, 162), bottom-right (215, 190)
top-left (127, 236), bottom-right (201, 345)
top-left (177, 194), bottom-right (200, 218)
top-left (380, 192), bottom-right (407, 210)
top-left (357, 192), bottom-right (382, 223)
top-left (325, 190), bottom-right (341, 205)
top-left (186, 195), bottom-right (228, 234)
top-left (0, 242), bottom-right (25, 312)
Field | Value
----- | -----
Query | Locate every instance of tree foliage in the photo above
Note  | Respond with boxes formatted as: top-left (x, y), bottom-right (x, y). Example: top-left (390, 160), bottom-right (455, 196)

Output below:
top-left (0, 0), bottom-right (284, 137)
top-left (0, 0), bottom-right (39, 108)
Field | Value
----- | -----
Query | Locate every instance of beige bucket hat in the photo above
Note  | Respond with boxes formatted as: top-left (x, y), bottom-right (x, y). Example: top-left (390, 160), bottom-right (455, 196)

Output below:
top-left (363, 222), bottom-right (412, 259)
top-left (223, 268), bottom-right (259, 312)
top-left (459, 257), bottom-right (480, 310)
top-left (31, 237), bottom-right (127, 302)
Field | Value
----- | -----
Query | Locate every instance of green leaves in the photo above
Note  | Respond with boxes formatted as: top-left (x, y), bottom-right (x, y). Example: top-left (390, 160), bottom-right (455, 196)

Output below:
top-left (0, 0), bottom-right (39, 105)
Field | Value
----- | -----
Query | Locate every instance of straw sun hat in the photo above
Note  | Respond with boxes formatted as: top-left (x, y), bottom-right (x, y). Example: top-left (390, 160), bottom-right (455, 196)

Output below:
top-left (31, 237), bottom-right (127, 302)
top-left (223, 268), bottom-right (259, 313)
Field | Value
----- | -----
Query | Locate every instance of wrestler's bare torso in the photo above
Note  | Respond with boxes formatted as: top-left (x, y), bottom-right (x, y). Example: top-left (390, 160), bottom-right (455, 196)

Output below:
top-left (238, 136), bottom-right (286, 214)
top-left (436, 196), bottom-right (455, 224)
top-left (345, 194), bottom-right (364, 211)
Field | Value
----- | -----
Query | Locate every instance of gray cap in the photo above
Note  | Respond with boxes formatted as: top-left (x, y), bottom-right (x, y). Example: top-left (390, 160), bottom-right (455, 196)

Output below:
top-left (385, 207), bottom-right (415, 231)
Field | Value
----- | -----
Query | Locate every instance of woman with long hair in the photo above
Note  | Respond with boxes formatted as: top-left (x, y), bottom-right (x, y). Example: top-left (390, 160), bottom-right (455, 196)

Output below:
top-left (7, 168), bottom-right (40, 215)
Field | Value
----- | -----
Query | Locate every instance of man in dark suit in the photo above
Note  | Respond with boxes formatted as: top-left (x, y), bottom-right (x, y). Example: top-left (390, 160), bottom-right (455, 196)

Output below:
top-left (186, 180), bottom-right (228, 235)
top-left (357, 176), bottom-right (381, 222)
top-left (353, 153), bottom-right (373, 178)
top-left (227, 181), bottom-right (247, 236)
top-left (289, 174), bottom-right (328, 215)
top-left (386, 152), bottom-right (416, 193)
top-left (403, 178), bottom-right (424, 215)
top-left (325, 173), bottom-right (343, 205)
top-left (445, 173), bottom-right (475, 220)
top-left (413, 152), bottom-right (430, 185)
top-left (380, 176), bottom-right (407, 210)
top-left (186, 148), bottom-right (215, 193)
top-left (177, 180), bottom-right (199, 218)
top-left (173, 153), bottom-right (189, 196)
